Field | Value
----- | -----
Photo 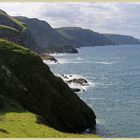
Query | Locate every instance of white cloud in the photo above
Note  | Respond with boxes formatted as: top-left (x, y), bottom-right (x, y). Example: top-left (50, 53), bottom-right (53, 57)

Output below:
top-left (0, 2), bottom-right (140, 38)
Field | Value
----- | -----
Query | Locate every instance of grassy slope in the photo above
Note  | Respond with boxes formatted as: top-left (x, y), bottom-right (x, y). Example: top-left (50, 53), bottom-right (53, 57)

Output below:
top-left (0, 10), bottom-right (26, 31)
top-left (0, 25), bottom-right (19, 33)
top-left (0, 112), bottom-right (100, 138)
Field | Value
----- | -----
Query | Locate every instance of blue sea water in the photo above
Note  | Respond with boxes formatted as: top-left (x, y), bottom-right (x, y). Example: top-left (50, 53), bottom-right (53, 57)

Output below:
top-left (45, 45), bottom-right (140, 137)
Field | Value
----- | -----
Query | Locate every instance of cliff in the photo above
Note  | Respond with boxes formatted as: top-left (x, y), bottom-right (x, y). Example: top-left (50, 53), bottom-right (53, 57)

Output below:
top-left (0, 39), bottom-right (96, 133)
top-left (56, 27), bottom-right (115, 47)
top-left (104, 34), bottom-right (140, 45)
top-left (16, 17), bottom-right (78, 53)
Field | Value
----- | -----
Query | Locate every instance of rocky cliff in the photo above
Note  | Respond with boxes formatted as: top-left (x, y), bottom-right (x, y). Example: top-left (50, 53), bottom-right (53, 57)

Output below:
top-left (56, 27), bottom-right (115, 47)
top-left (0, 10), bottom-right (77, 54)
top-left (0, 39), bottom-right (96, 133)
top-left (104, 34), bottom-right (140, 45)
top-left (16, 17), bottom-right (78, 53)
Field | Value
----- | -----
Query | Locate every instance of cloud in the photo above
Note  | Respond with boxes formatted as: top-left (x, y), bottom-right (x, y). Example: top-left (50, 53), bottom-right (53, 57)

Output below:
top-left (0, 2), bottom-right (140, 38)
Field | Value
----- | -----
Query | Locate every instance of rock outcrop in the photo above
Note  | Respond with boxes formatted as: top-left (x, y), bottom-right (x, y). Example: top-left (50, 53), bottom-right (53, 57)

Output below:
top-left (40, 53), bottom-right (57, 62)
top-left (67, 78), bottom-right (89, 86)
top-left (0, 39), bottom-right (96, 133)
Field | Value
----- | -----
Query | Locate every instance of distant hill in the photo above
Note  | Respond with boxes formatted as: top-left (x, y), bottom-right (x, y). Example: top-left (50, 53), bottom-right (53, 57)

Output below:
top-left (56, 27), bottom-right (115, 47)
top-left (104, 34), bottom-right (140, 45)
top-left (16, 17), bottom-right (78, 53)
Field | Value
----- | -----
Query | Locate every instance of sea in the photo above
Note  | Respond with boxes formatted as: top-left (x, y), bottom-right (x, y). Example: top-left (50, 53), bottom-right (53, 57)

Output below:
top-left (44, 45), bottom-right (140, 137)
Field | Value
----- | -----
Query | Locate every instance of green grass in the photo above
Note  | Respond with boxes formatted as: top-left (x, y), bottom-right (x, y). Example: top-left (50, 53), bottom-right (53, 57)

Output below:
top-left (0, 39), bottom-right (37, 56)
top-left (0, 25), bottom-right (19, 33)
top-left (0, 112), bottom-right (100, 138)
top-left (0, 10), bottom-right (27, 31)
top-left (11, 17), bottom-right (27, 31)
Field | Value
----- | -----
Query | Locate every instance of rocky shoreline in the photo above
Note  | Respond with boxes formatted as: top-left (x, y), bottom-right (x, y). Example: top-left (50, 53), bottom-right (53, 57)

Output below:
top-left (41, 56), bottom-right (90, 93)
top-left (60, 74), bottom-right (89, 93)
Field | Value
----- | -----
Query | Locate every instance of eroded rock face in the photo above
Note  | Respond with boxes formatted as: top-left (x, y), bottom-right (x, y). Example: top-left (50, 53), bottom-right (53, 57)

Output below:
top-left (40, 53), bottom-right (57, 62)
top-left (0, 39), bottom-right (96, 133)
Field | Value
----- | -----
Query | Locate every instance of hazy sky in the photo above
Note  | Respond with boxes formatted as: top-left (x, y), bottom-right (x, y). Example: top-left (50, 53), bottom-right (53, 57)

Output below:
top-left (0, 2), bottom-right (140, 39)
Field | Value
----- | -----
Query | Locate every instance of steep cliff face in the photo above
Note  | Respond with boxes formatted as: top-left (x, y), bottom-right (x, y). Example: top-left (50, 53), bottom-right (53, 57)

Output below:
top-left (56, 27), bottom-right (115, 47)
top-left (0, 39), bottom-right (96, 133)
top-left (16, 17), bottom-right (78, 53)
top-left (104, 34), bottom-right (140, 45)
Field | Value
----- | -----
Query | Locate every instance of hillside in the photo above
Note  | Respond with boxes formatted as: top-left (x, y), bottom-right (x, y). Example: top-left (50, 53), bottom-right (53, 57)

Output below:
top-left (16, 17), bottom-right (78, 53)
top-left (56, 27), bottom-right (115, 47)
top-left (0, 9), bottom-right (42, 53)
top-left (104, 34), bottom-right (140, 45)
top-left (0, 10), bottom-right (77, 54)
top-left (0, 39), bottom-right (96, 135)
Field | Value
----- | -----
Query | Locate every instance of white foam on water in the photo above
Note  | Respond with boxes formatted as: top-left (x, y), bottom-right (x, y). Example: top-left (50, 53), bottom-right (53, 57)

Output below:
top-left (49, 53), bottom-right (69, 57)
top-left (96, 119), bottom-right (105, 125)
top-left (43, 60), bottom-right (58, 65)
top-left (56, 73), bottom-right (96, 92)
top-left (94, 61), bottom-right (115, 65)
top-left (76, 57), bottom-right (83, 61)
top-left (58, 59), bottom-right (83, 64)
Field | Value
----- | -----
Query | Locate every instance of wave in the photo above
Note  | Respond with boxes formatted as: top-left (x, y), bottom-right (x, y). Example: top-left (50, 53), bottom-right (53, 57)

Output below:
top-left (94, 61), bottom-right (115, 65)
top-left (49, 53), bottom-right (70, 57)
top-left (43, 60), bottom-right (58, 65)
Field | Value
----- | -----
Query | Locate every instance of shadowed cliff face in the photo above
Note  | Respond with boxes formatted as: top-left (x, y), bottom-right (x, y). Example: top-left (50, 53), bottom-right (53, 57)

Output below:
top-left (104, 34), bottom-right (140, 45)
top-left (56, 27), bottom-right (115, 47)
top-left (0, 39), bottom-right (96, 133)
top-left (16, 17), bottom-right (78, 53)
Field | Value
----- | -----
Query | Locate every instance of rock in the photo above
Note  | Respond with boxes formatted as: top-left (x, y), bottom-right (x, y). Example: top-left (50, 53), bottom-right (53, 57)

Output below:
top-left (67, 78), bottom-right (89, 86)
top-left (0, 99), bottom-right (4, 110)
top-left (71, 88), bottom-right (81, 92)
top-left (64, 76), bottom-right (69, 79)
top-left (0, 39), bottom-right (96, 133)
top-left (40, 53), bottom-right (57, 62)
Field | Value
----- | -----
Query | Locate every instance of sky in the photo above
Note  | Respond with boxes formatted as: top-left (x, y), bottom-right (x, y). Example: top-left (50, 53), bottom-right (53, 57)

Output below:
top-left (0, 2), bottom-right (140, 39)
